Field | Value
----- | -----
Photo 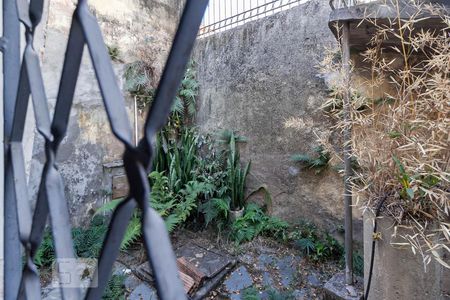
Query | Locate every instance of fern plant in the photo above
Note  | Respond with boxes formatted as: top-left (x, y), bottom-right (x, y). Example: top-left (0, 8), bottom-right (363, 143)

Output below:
top-left (72, 216), bottom-right (107, 258)
top-left (291, 145), bottom-right (330, 174)
top-left (172, 61), bottom-right (198, 125)
top-left (230, 203), bottom-right (288, 244)
top-left (124, 61), bottom-right (155, 111)
top-left (242, 287), bottom-right (260, 300)
top-left (292, 221), bottom-right (344, 262)
top-left (34, 230), bottom-right (55, 268)
top-left (103, 274), bottom-right (126, 300)
top-left (97, 170), bottom-right (214, 244)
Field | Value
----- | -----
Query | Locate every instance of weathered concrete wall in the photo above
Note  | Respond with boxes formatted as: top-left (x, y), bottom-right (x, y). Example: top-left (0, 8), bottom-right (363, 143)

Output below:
top-left (363, 213), bottom-right (450, 299)
top-left (194, 0), bottom-right (363, 239)
top-left (28, 0), bottom-right (181, 226)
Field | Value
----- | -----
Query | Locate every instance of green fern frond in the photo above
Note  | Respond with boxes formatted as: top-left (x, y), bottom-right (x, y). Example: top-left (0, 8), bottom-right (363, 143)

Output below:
top-left (103, 274), bottom-right (126, 300)
top-left (121, 216), bottom-right (141, 249)
top-left (95, 198), bottom-right (124, 215)
top-left (164, 214), bottom-right (180, 232)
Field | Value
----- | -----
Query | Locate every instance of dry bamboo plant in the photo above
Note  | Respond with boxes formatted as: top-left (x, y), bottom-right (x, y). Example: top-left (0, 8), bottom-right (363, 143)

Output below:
top-left (320, 0), bottom-right (449, 269)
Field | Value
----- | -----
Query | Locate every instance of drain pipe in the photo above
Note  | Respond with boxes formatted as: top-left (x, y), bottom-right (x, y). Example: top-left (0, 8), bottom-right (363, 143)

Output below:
top-left (341, 20), bottom-right (354, 286)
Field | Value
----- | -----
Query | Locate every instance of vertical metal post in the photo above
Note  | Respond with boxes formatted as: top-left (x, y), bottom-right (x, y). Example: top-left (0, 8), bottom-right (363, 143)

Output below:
top-left (134, 96), bottom-right (138, 146)
top-left (2, 0), bottom-right (22, 298)
top-left (342, 21), bottom-right (354, 286)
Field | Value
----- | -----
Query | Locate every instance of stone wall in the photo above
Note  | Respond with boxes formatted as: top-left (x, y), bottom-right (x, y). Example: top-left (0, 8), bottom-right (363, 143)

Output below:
top-left (193, 0), bottom-right (363, 240)
top-left (28, 0), bottom-right (182, 226)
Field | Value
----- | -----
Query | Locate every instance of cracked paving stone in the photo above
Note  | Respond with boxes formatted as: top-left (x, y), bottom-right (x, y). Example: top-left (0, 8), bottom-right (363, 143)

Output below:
top-left (224, 266), bottom-right (253, 293)
top-left (128, 283), bottom-right (157, 300)
top-left (262, 272), bottom-right (274, 286)
top-left (293, 289), bottom-right (308, 300)
top-left (124, 274), bottom-right (142, 291)
top-left (256, 254), bottom-right (274, 271)
top-left (276, 256), bottom-right (299, 287)
top-left (306, 273), bottom-right (321, 288)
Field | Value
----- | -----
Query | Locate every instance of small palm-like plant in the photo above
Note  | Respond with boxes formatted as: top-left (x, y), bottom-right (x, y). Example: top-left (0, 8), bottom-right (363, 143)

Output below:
top-left (291, 145), bottom-right (331, 174)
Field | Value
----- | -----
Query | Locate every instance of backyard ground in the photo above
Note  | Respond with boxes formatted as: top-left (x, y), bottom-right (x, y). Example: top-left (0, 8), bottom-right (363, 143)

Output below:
top-left (114, 229), bottom-right (344, 299)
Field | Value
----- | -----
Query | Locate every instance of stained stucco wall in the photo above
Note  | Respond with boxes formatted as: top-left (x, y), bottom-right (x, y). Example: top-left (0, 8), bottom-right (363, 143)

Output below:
top-left (28, 0), bottom-right (182, 226)
top-left (194, 0), bottom-right (363, 240)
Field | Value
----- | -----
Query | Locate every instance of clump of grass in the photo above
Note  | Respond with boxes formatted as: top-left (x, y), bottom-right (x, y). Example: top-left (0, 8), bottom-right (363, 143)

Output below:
top-left (321, 0), bottom-right (450, 269)
top-left (107, 45), bottom-right (120, 62)
top-left (291, 145), bottom-right (331, 174)
top-left (291, 221), bottom-right (344, 262)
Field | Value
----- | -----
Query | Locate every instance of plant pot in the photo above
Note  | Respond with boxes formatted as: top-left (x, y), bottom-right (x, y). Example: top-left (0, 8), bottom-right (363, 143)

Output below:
top-left (229, 207), bottom-right (244, 222)
top-left (363, 212), bottom-right (450, 300)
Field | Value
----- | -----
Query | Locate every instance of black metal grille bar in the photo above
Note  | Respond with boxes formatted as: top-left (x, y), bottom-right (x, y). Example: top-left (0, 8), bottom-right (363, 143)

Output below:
top-left (2, 0), bottom-right (22, 298)
top-left (2, 0), bottom-right (209, 299)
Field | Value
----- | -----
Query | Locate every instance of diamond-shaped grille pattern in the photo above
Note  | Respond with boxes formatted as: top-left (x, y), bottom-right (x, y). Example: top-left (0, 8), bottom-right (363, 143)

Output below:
top-left (3, 0), bottom-right (208, 299)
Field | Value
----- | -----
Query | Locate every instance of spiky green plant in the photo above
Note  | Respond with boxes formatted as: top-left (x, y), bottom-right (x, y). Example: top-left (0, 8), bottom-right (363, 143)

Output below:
top-left (291, 145), bottom-right (331, 174)
top-left (217, 130), bottom-right (250, 210)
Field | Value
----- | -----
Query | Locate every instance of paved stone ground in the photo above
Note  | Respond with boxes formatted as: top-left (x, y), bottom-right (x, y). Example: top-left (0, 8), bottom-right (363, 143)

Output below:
top-left (173, 229), bottom-right (342, 299)
top-left (211, 247), bottom-right (328, 299)
top-left (42, 229), bottom-right (343, 299)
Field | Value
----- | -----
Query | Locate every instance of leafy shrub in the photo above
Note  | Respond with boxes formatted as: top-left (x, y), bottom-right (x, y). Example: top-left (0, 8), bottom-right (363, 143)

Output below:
top-left (72, 215), bottom-right (108, 258)
top-left (353, 252), bottom-right (364, 276)
top-left (103, 274), bottom-right (126, 300)
top-left (171, 61), bottom-right (198, 125)
top-left (292, 222), bottom-right (343, 262)
top-left (199, 197), bottom-right (230, 227)
top-left (34, 230), bottom-right (55, 268)
top-left (217, 130), bottom-right (250, 210)
top-left (124, 61), bottom-right (155, 111)
top-left (34, 216), bottom-right (110, 268)
top-left (230, 204), bottom-right (288, 244)
top-left (291, 145), bottom-right (331, 174)
top-left (98, 170), bottom-right (214, 242)
top-left (242, 287), bottom-right (260, 300)
top-left (154, 128), bottom-right (200, 192)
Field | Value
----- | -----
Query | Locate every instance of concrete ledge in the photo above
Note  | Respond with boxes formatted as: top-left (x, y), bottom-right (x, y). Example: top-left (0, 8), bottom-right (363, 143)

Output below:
top-left (328, 0), bottom-right (449, 51)
top-left (322, 272), bottom-right (363, 300)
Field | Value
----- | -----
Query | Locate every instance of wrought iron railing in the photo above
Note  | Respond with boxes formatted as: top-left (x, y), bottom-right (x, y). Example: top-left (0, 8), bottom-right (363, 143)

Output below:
top-left (330, 0), bottom-right (383, 10)
top-left (2, 0), bottom-right (208, 299)
top-left (199, 0), bottom-right (307, 36)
